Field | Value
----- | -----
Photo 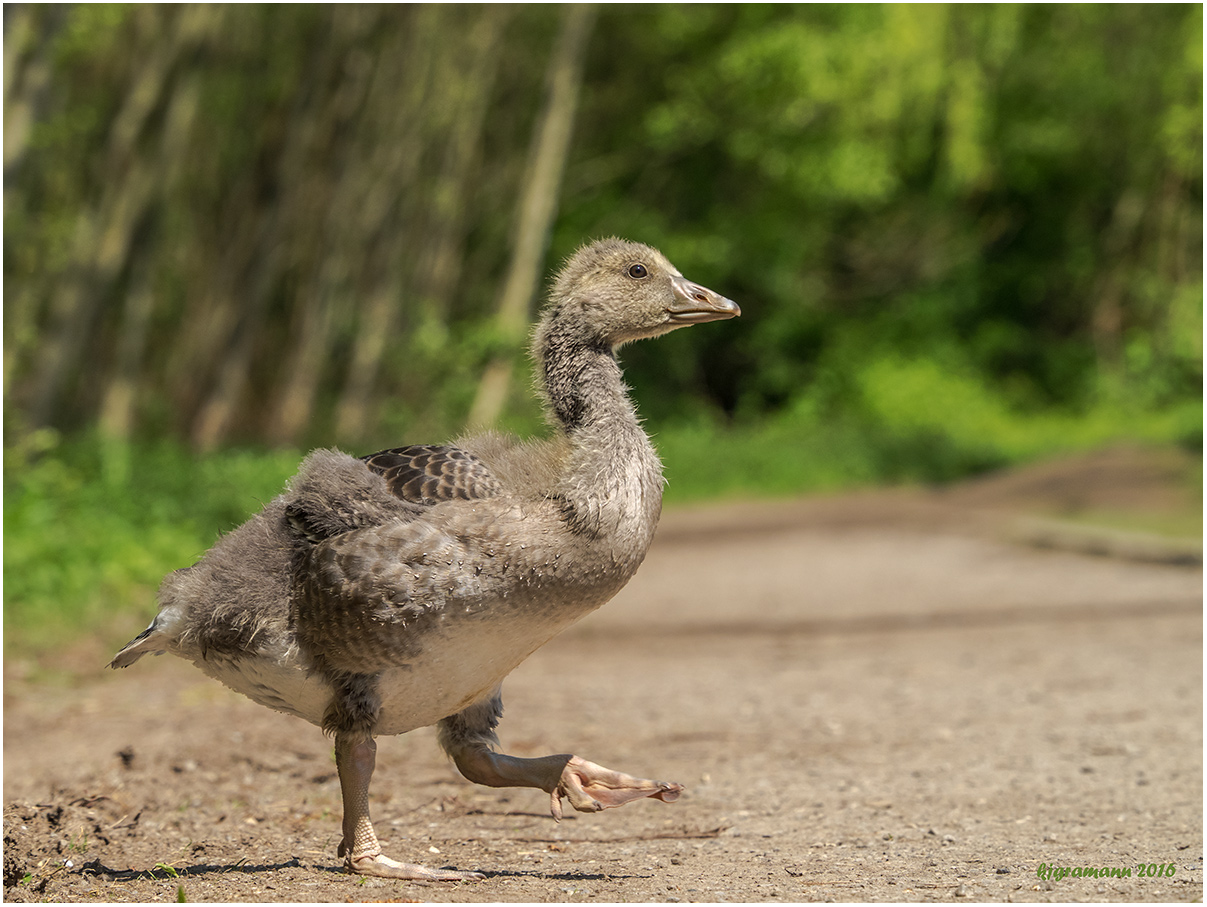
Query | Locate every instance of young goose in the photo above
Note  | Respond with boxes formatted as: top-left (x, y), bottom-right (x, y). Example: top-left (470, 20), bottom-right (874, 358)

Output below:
top-left (110, 238), bottom-right (740, 881)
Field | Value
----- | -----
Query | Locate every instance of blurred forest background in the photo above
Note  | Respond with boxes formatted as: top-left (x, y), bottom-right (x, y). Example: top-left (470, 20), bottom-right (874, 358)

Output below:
top-left (4, 4), bottom-right (1202, 653)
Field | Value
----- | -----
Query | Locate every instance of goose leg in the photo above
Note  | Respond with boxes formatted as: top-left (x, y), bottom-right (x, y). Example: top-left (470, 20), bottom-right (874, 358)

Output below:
top-left (334, 733), bottom-right (484, 881)
top-left (438, 699), bottom-right (682, 821)
top-left (547, 754), bottom-right (684, 820)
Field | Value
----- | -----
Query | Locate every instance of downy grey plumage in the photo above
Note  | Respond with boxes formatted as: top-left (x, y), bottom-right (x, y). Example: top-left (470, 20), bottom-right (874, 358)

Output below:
top-left (110, 237), bottom-right (739, 880)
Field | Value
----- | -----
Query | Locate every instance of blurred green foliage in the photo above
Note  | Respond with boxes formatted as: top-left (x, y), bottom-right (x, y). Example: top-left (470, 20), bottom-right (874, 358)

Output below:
top-left (3, 430), bottom-right (301, 653)
top-left (3, 5), bottom-right (1201, 653)
top-left (5, 4), bottom-right (1201, 448)
top-left (562, 5), bottom-right (1201, 442)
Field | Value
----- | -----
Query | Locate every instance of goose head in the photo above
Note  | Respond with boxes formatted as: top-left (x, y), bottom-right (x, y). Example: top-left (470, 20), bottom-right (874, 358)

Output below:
top-left (546, 238), bottom-right (740, 348)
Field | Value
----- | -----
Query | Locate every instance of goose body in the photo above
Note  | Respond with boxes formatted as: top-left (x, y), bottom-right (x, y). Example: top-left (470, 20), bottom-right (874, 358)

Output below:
top-left (110, 238), bottom-right (739, 880)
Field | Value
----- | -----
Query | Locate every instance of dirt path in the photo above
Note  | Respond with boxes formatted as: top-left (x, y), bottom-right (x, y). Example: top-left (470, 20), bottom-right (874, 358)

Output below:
top-left (5, 461), bottom-right (1202, 902)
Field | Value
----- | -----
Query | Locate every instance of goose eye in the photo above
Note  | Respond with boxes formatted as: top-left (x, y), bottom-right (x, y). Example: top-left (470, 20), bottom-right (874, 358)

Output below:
top-left (628, 263), bottom-right (648, 279)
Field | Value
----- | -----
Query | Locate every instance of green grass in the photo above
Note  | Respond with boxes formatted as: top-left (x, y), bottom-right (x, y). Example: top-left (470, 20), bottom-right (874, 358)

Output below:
top-left (4, 431), bottom-right (301, 655)
top-left (654, 357), bottom-right (1202, 503)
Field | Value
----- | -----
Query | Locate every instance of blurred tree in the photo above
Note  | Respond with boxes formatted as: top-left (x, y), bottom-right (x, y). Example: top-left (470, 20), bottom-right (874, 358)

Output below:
top-left (3, 3), bottom-right (1200, 459)
top-left (558, 4), bottom-right (1200, 432)
top-left (467, 3), bottom-right (596, 430)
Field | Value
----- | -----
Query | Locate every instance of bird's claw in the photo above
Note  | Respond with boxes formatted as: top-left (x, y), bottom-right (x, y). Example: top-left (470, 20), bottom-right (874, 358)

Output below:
top-left (550, 755), bottom-right (683, 822)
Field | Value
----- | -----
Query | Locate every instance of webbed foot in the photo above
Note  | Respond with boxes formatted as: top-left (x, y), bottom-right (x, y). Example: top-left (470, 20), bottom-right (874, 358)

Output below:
top-left (551, 755), bottom-right (683, 820)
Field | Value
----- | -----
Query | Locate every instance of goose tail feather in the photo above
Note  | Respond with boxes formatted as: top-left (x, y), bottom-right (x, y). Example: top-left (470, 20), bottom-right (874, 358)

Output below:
top-left (108, 619), bottom-right (168, 669)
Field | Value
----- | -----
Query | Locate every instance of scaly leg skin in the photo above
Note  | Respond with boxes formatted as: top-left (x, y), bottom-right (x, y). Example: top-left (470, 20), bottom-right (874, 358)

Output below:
top-left (334, 734), bottom-right (485, 881)
top-left (438, 696), bottom-right (683, 825)
top-left (550, 754), bottom-right (683, 821)
top-left (446, 744), bottom-right (684, 821)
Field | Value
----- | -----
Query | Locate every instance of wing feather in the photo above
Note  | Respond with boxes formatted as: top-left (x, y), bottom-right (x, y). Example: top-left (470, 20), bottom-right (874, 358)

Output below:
top-left (360, 445), bottom-right (503, 505)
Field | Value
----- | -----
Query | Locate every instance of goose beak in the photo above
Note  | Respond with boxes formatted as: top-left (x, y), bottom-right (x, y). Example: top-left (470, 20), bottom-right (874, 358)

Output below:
top-left (668, 275), bottom-right (741, 324)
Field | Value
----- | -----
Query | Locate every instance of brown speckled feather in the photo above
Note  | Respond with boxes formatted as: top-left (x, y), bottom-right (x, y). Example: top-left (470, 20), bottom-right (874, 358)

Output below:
top-left (361, 445), bottom-right (503, 505)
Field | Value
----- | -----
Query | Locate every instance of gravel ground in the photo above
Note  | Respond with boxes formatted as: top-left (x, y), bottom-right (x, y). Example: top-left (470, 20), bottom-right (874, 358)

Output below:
top-left (5, 449), bottom-right (1202, 902)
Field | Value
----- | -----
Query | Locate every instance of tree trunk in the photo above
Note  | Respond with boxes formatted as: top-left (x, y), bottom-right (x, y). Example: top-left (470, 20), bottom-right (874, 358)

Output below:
top-left (3, 7), bottom-right (58, 393)
top-left (23, 6), bottom-right (215, 430)
top-left (190, 8), bottom-right (354, 449)
top-left (466, 3), bottom-right (596, 430)
top-left (97, 73), bottom-right (202, 443)
top-left (264, 10), bottom-right (379, 447)
top-left (1091, 189), bottom-right (1145, 370)
top-left (331, 6), bottom-right (448, 444)
top-left (334, 5), bottom-right (512, 445)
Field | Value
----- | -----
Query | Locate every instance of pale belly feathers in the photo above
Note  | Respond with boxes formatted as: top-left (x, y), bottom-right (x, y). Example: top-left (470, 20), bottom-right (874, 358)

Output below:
top-left (191, 605), bottom-right (580, 737)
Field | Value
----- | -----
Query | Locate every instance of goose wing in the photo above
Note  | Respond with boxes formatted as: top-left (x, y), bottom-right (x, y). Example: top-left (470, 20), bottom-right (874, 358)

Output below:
top-left (361, 445), bottom-right (504, 504)
top-left (290, 445), bottom-right (514, 673)
top-left (284, 445), bottom-right (504, 544)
